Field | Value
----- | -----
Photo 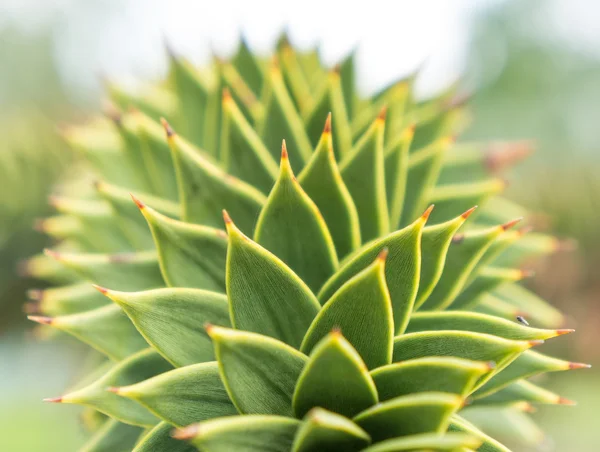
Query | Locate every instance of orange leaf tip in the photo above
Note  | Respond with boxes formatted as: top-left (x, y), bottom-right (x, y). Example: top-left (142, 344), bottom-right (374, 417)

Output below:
top-left (160, 118), bottom-right (175, 138)
top-left (558, 397), bottom-right (577, 406)
top-left (43, 397), bottom-right (63, 403)
top-left (28, 316), bottom-right (53, 325)
top-left (569, 362), bottom-right (592, 370)
top-left (281, 140), bottom-right (288, 160)
top-left (421, 205), bottom-right (435, 221)
top-left (106, 387), bottom-right (121, 394)
top-left (172, 424), bottom-right (199, 441)
top-left (92, 285), bottom-right (109, 295)
top-left (323, 113), bottom-right (332, 134)
top-left (528, 339), bottom-right (545, 348)
top-left (43, 248), bottom-right (61, 260)
top-left (555, 328), bottom-right (575, 336)
top-left (377, 105), bottom-right (388, 122)
top-left (222, 87), bottom-right (232, 102)
top-left (204, 323), bottom-right (215, 335)
top-left (486, 361), bottom-right (497, 371)
top-left (222, 209), bottom-right (232, 225)
top-left (330, 326), bottom-right (342, 337)
top-left (377, 247), bottom-right (389, 262)
top-left (501, 217), bottom-right (523, 231)
top-left (461, 206), bottom-right (478, 219)
top-left (130, 193), bottom-right (145, 210)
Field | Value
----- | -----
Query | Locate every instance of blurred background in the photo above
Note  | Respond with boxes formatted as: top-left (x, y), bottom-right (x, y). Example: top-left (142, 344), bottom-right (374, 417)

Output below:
top-left (0, 0), bottom-right (598, 450)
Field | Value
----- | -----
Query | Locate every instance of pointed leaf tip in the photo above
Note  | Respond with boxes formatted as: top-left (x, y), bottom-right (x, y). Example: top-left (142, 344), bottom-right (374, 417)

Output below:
top-left (377, 247), bottom-right (389, 262)
top-left (281, 140), bottom-right (288, 160)
top-left (92, 284), bottom-right (109, 295)
top-left (555, 329), bottom-right (575, 336)
top-left (501, 217), bottom-right (523, 231)
top-left (160, 118), bottom-right (175, 137)
top-left (43, 397), bottom-right (62, 403)
top-left (461, 206), bottom-right (478, 219)
top-left (323, 113), bottom-right (332, 134)
top-left (106, 386), bottom-right (121, 394)
top-left (222, 87), bottom-right (232, 101)
top-left (28, 315), bottom-right (53, 325)
top-left (172, 424), bottom-right (199, 441)
top-left (129, 193), bottom-right (145, 210)
top-left (43, 248), bottom-right (61, 260)
top-left (222, 209), bottom-right (232, 226)
top-left (569, 362), bottom-right (592, 370)
top-left (377, 105), bottom-right (388, 121)
top-left (528, 340), bottom-right (545, 348)
top-left (421, 204), bottom-right (435, 221)
top-left (558, 397), bottom-right (577, 406)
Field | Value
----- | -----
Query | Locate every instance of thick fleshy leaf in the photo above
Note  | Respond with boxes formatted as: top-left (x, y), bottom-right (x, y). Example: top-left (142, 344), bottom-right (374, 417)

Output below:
top-left (220, 62), bottom-right (264, 123)
top-left (304, 70), bottom-right (352, 160)
top-left (174, 415), bottom-right (301, 452)
top-left (100, 288), bottom-right (230, 367)
top-left (293, 332), bottom-right (378, 419)
top-left (419, 223), bottom-right (510, 311)
top-left (449, 415), bottom-right (511, 452)
top-left (225, 212), bottom-right (320, 347)
top-left (400, 137), bottom-right (452, 226)
top-left (44, 249), bottom-right (163, 292)
top-left (340, 111), bottom-right (389, 242)
top-left (164, 121), bottom-right (265, 232)
top-left (385, 125), bottom-right (414, 229)
top-left (319, 208), bottom-right (429, 334)
top-left (219, 90), bottom-right (277, 192)
top-left (301, 250), bottom-right (393, 369)
top-left (52, 349), bottom-right (171, 427)
top-left (20, 252), bottom-right (80, 284)
top-left (493, 283), bottom-right (564, 328)
top-left (339, 50), bottom-right (357, 118)
top-left (451, 267), bottom-right (527, 310)
top-left (79, 418), bottom-right (142, 452)
top-left (392, 331), bottom-right (537, 377)
top-left (405, 311), bottom-right (571, 341)
top-left (278, 41), bottom-right (314, 113)
top-left (254, 143), bottom-right (338, 293)
top-left (414, 208), bottom-right (475, 308)
top-left (362, 432), bottom-right (482, 452)
top-left (291, 408), bottom-right (370, 452)
top-left (208, 326), bottom-right (307, 416)
top-left (298, 114), bottom-right (361, 258)
top-left (113, 362), bottom-right (237, 427)
top-left (29, 304), bottom-right (147, 361)
top-left (133, 422), bottom-right (196, 452)
top-left (472, 380), bottom-right (567, 406)
top-left (134, 198), bottom-right (227, 291)
top-left (354, 392), bottom-right (462, 442)
top-left (371, 357), bottom-right (492, 401)
top-left (28, 282), bottom-right (109, 316)
top-left (231, 37), bottom-right (264, 97)
top-left (473, 350), bottom-right (589, 399)
top-left (259, 63), bottom-right (313, 164)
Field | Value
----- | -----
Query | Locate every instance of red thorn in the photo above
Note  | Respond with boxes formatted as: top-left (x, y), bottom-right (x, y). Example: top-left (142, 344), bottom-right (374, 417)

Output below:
top-left (528, 339), bottom-right (545, 348)
top-left (222, 87), bottom-right (232, 101)
top-left (461, 206), bottom-right (478, 220)
top-left (331, 326), bottom-right (342, 336)
top-left (281, 140), bottom-right (288, 160)
top-left (555, 328), bottom-right (575, 336)
top-left (43, 397), bottom-right (63, 403)
top-left (222, 210), bottom-right (232, 225)
top-left (377, 105), bottom-right (388, 122)
top-left (28, 315), bottom-right (53, 325)
top-left (92, 285), bottom-right (109, 295)
top-left (204, 323), bottom-right (215, 334)
top-left (569, 362), bottom-right (592, 370)
top-left (323, 113), bottom-right (332, 134)
top-left (377, 248), bottom-right (389, 262)
top-left (501, 217), bottom-right (523, 231)
top-left (160, 118), bottom-right (175, 137)
top-left (421, 205), bottom-right (435, 221)
top-left (130, 193), bottom-right (145, 210)
top-left (106, 387), bottom-right (120, 394)
top-left (557, 397), bottom-right (577, 406)
top-left (172, 425), bottom-right (199, 441)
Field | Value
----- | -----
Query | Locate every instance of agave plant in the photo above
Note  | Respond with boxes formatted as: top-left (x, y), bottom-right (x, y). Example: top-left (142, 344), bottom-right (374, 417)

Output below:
top-left (25, 36), bottom-right (589, 452)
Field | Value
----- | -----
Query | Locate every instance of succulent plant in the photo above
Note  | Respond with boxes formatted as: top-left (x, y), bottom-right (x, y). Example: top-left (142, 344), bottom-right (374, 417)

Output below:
top-left (25, 36), bottom-right (589, 452)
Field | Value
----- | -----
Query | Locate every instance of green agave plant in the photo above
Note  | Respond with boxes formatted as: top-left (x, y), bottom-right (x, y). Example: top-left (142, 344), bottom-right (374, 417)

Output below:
top-left (24, 36), bottom-right (590, 452)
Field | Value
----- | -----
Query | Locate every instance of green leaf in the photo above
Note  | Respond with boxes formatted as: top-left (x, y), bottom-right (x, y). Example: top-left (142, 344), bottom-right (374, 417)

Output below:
top-left (135, 198), bottom-right (227, 291)
top-left (405, 311), bottom-right (569, 341)
top-left (385, 125), bottom-right (414, 229)
top-left (493, 283), bottom-right (564, 328)
top-left (301, 250), bottom-right (393, 369)
top-left (208, 326), bottom-right (307, 417)
top-left (414, 209), bottom-right (475, 308)
top-left (21, 252), bottom-right (80, 284)
top-left (164, 121), bottom-right (265, 232)
top-left (298, 114), bottom-right (361, 259)
top-left (231, 37), bottom-right (264, 97)
top-left (338, 50), bottom-right (357, 118)
top-left (259, 63), bottom-right (313, 165)
top-left (174, 415), bottom-right (301, 452)
top-left (472, 350), bottom-right (588, 399)
top-left (133, 422), bottom-right (196, 452)
top-left (114, 362), bottom-right (237, 427)
top-left (392, 331), bottom-right (537, 375)
top-left (319, 209), bottom-right (429, 334)
top-left (220, 62), bottom-right (263, 123)
top-left (340, 111), bottom-right (389, 242)
top-left (79, 419), bottom-right (142, 452)
top-left (219, 90), bottom-right (277, 192)
top-left (450, 414), bottom-right (511, 452)
top-left (362, 432), bottom-right (482, 452)
top-left (472, 380), bottom-right (566, 406)
top-left (291, 408), bottom-right (370, 452)
top-left (419, 223), bottom-right (509, 311)
top-left (304, 70), bottom-right (353, 160)
top-left (225, 212), bottom-right (320, 347)
top-left (278, 42), bottom-right (314, 113)
top-left (29, 282), bottom-right (109, 316)
top-left (354, 392), bottom-right (461, 442)
top-left (100, 288), bottom-right (230, 367)
top-left (44, 249), bottom-right (163, 292)
top-left (293, 332), bottom-right (378, 419)
top-left (371, 357), bottom-right (492, 401)
top-left (29, 304), bottom-right (148, 361)
top-left (54, 349), bottom-right (171, 427)
top-left (254, 143), bottom-right (338, 293)
top-left (451, 267), bottom-right (527, 310)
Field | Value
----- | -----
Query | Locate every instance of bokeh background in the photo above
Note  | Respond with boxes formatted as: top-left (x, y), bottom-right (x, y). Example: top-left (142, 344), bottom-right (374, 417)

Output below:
top-left (1, 0), bottom-right (599, 450)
